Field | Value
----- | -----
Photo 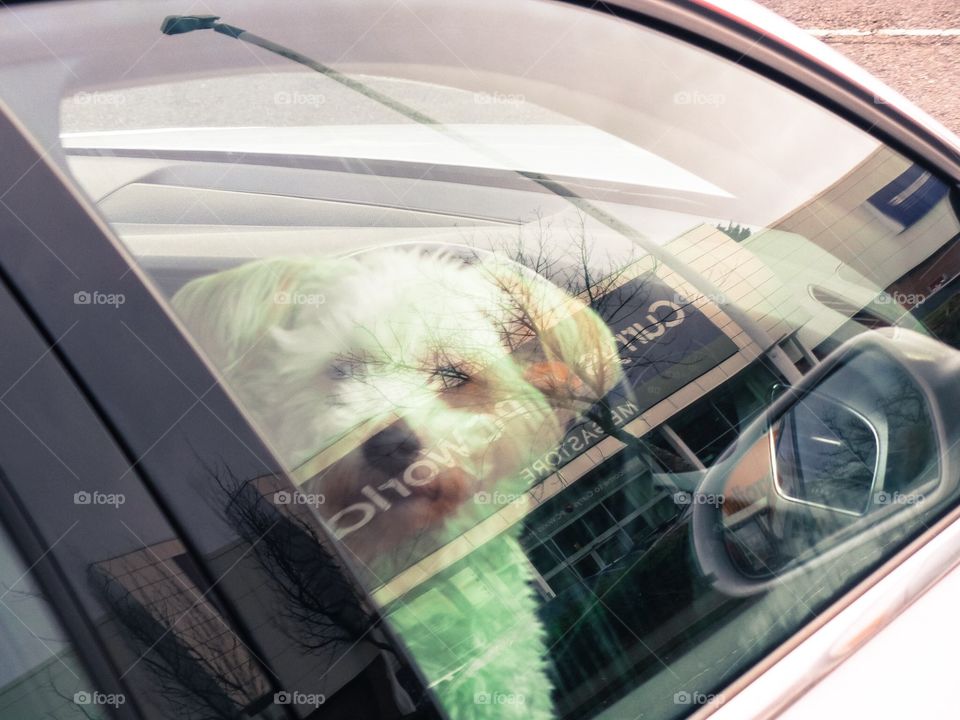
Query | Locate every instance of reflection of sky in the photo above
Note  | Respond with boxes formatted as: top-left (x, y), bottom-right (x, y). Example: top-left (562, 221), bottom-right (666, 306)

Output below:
top-left (0, 532), bottom-right (73, 689)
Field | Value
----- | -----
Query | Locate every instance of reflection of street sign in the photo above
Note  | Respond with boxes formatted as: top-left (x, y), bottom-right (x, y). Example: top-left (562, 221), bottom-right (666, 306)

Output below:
top-left (521, 273), bottom-right (738, 484)
top-left (602, 274), bottom-right (736, 392)
top-left (867, 164), bottom-right (948, 232)
top-left (597, 272), bottom-right (737, 413)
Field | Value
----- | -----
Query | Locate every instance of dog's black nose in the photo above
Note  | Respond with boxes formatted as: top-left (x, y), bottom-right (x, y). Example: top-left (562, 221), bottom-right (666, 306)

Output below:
top-left (363, 420), bottom-right (422, 474)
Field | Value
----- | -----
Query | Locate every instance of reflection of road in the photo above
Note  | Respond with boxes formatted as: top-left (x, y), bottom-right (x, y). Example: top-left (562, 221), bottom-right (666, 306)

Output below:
top-left (61, 73), bottom-right (570, 133)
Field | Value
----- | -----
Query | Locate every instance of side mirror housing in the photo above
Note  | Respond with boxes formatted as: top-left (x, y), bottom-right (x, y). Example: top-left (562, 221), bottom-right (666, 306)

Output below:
top-left (692, 328), bottom-right (960, 595)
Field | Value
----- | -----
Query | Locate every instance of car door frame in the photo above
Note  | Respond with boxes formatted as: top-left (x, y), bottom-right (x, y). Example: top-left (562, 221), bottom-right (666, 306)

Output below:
top-left (0, 101), bottom-right (449, 717)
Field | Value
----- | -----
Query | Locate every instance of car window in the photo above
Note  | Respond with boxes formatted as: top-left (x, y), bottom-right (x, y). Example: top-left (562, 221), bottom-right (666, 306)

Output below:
top-left (6, 0), bottom-right (960, 718)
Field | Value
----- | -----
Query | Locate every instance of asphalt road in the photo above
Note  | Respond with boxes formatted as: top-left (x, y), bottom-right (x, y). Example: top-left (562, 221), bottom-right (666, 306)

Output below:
top-left (760, 0), bottom-right (960, 134)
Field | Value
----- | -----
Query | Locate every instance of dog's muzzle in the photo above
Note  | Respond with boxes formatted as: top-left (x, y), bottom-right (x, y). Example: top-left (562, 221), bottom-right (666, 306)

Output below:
top-left (362, 419), bottom-right (423, 475)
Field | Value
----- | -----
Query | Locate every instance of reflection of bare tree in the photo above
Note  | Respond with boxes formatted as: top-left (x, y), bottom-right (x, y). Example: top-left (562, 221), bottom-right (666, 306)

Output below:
top-left (470, 221), bottom-right (705, 467)
top-left (210, 471), bottom-right (437, 718)
top-left (211, 468), bottom-right (396, 658)
top-left (777, 398), bottom-right (877, 508)
top-left (88, 562), bottom-right (263, 720)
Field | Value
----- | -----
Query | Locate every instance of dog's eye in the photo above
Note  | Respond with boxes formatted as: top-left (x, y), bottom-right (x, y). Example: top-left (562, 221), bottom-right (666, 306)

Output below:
top-left (329, 360), bottom-right (357, 380)
top-left (431, 365), bottom-right (470, 390)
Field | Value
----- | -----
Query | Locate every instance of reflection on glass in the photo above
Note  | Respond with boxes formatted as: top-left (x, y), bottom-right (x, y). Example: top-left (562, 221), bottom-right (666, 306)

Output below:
top-left (37, 0), bottom-right (960, 718)
top-left (713, 348), bottom-right (941, 586)
top-left (773, 394), bottom-right (879, 516)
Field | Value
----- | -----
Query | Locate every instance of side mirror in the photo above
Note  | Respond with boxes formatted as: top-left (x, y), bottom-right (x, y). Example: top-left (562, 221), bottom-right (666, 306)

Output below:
top-left (691, 328), bottom-right (960, 595)
top-left (772, 392), bottom-right (879, 517)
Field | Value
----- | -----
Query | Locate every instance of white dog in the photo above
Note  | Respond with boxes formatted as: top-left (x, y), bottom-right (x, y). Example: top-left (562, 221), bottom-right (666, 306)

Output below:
top-left (172, 248), bottom-right (621, 719)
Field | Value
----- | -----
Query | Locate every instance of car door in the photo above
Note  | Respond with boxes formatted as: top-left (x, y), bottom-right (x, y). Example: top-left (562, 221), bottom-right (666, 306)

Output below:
top-left (3, 1), bottom-right (960, 720)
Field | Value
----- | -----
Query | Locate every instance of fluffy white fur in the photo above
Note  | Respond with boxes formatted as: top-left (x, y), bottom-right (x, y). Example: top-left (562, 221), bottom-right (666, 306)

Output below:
top-left (172, 249), bottom-right (621, 719)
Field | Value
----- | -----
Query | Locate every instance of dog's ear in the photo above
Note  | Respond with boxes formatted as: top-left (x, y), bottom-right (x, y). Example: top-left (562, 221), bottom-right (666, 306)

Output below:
top-left (478, 258), bottom-right (623, 405)
top-left (171, 257), bottom-right (341, 373)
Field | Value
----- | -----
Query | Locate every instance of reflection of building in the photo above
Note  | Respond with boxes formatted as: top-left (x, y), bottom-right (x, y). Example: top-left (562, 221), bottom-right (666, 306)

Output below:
top-left (762, 144), bottom-right (960, 347)
top-left (371, 222), bottom-right (809, 606)
top-left (520, 357), bottom-right (778, 598)
top-left (769, 147), bottom-right (959, 295)
top-left (93, 539), bottom-right (272, 717)
top-left (367, 149), bottom-right (960, 719)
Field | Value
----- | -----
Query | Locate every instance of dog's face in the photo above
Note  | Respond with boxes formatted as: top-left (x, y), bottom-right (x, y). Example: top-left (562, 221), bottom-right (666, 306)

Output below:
top-left (173, 250), bottom-right (621, 573)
